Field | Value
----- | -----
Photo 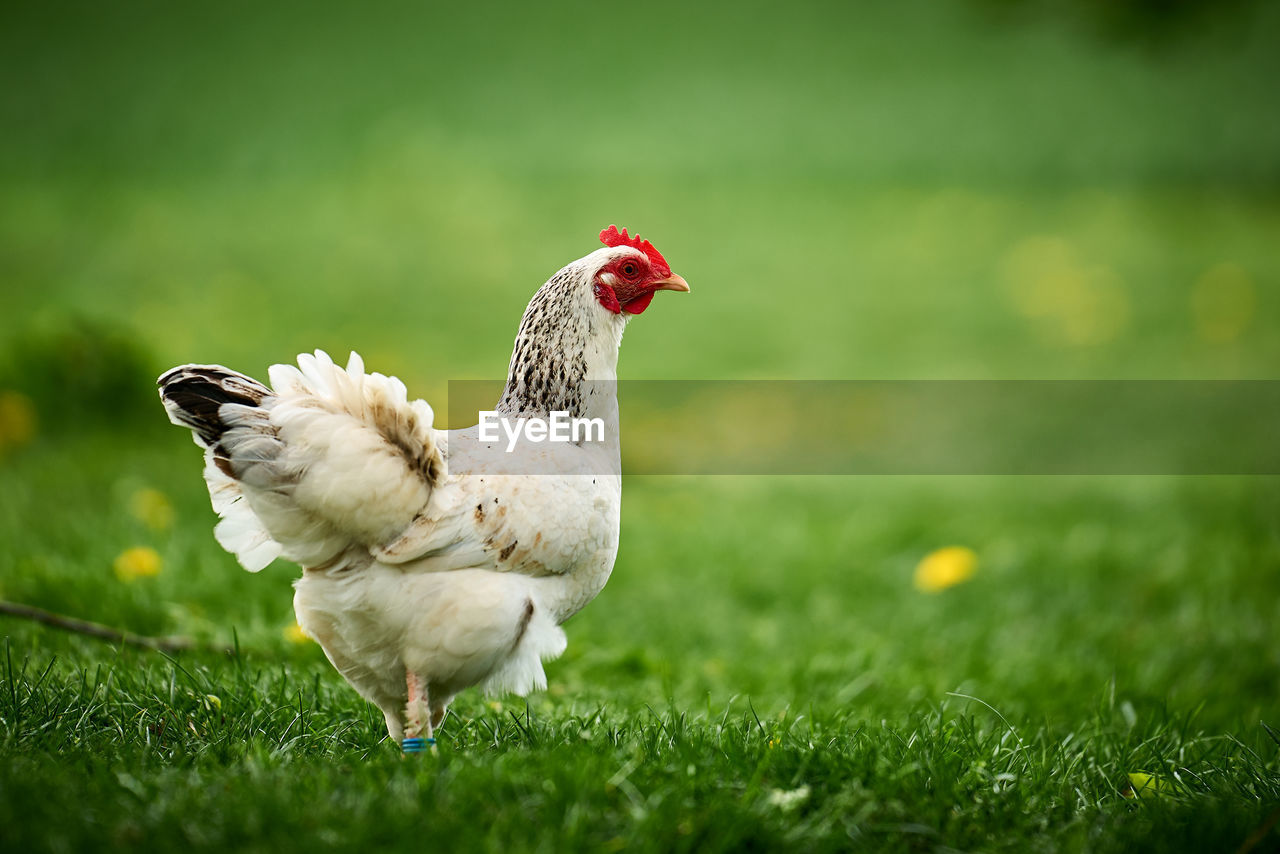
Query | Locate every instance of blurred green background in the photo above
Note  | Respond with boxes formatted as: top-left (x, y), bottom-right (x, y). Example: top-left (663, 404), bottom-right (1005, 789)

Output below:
top-left (2, 0), bottom-right (1277, 391)
top-left (2, 1), bottom-right (1279, 849)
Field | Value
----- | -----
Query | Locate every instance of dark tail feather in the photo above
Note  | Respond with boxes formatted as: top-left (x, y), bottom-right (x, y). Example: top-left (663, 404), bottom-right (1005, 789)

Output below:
top-left (158, 365), bottom-right (272, 447)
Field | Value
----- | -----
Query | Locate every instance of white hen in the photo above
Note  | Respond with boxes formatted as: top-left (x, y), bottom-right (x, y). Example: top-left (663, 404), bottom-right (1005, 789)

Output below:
top-left (159, 226), bottom-right (689, 750)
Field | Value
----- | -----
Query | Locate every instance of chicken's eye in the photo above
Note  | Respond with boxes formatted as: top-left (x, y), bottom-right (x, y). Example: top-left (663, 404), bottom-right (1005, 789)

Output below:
top-left (620, 262), bottom-right (639, 278)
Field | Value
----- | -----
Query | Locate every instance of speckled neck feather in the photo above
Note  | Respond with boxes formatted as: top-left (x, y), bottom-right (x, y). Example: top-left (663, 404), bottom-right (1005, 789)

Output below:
top-left (496, 260), bottom-right (623, 419)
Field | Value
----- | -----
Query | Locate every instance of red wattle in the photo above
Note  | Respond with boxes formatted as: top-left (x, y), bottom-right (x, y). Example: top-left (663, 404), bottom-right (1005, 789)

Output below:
top-left (621, 291), bottom-right (656, 315)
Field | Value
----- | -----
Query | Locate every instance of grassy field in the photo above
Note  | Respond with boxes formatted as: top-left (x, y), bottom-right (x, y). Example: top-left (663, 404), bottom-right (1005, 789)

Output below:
top-left (2, 0), bottom-right (1279, 851)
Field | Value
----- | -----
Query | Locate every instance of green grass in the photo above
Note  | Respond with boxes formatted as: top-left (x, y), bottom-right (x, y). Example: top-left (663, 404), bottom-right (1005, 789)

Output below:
top-left (3, 0), bottom-right (1280, 850)
top-left (3, 438), bottom-right (1279, 851)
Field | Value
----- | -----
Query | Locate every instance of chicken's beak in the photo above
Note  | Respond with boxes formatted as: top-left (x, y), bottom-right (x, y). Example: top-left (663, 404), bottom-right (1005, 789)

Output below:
top-left (653, 273), bottom-right (691, 293)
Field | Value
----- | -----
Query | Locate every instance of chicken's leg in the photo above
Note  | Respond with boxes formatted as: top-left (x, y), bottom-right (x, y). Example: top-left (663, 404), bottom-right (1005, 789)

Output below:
top-left (402, 669), bottom-right (437, 755)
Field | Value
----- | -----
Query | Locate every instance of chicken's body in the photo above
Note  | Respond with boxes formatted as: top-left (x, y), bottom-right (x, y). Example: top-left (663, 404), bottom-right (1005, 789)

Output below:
top-left (159, 228), bottom-right (688, 747)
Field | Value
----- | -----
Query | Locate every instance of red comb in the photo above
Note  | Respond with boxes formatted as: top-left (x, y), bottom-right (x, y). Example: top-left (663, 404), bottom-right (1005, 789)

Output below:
top-left (598, 225), bottom-right (672, 277)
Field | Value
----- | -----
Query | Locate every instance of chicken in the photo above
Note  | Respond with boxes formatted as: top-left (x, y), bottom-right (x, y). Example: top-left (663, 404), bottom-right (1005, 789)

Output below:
top-left (158, 226), bottom-right (689, 752)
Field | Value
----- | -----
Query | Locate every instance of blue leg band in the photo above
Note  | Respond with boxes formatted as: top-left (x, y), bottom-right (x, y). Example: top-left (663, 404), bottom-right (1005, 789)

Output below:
top-left (402, 737), bottom-right (436, 754)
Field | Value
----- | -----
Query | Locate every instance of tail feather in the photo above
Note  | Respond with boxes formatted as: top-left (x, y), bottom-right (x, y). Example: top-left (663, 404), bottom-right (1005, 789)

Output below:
top-left (160, 365), bottom-right (285, 571)
top-left (158, 366), bottom-right (272, 447)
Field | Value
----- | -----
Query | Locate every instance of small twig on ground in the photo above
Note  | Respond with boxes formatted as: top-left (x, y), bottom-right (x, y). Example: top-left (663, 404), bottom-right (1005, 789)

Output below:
top-left (0, 600), bottom-right (231, 654)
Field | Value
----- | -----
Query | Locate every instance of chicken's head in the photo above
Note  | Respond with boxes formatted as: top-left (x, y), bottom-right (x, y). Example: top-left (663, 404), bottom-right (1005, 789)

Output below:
top-left (590, 225), bottom-right (690, 316)
top-left (500, 225), bottom-right (690, 416)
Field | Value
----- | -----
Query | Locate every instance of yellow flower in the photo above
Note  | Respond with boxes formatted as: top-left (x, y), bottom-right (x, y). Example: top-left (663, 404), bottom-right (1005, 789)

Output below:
top-left (1123, 772), bottom-right (1187, 799)
top-left (914, 546), bottom-right (978, 593)
top-left (113, 546), bottom-right (163, 582)
top-left (129, 487), bottom-right (174, 531)
top-left (283, 622), bottom-right (312, 644)
top-left (0, 390), bottom-right (37, 454)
